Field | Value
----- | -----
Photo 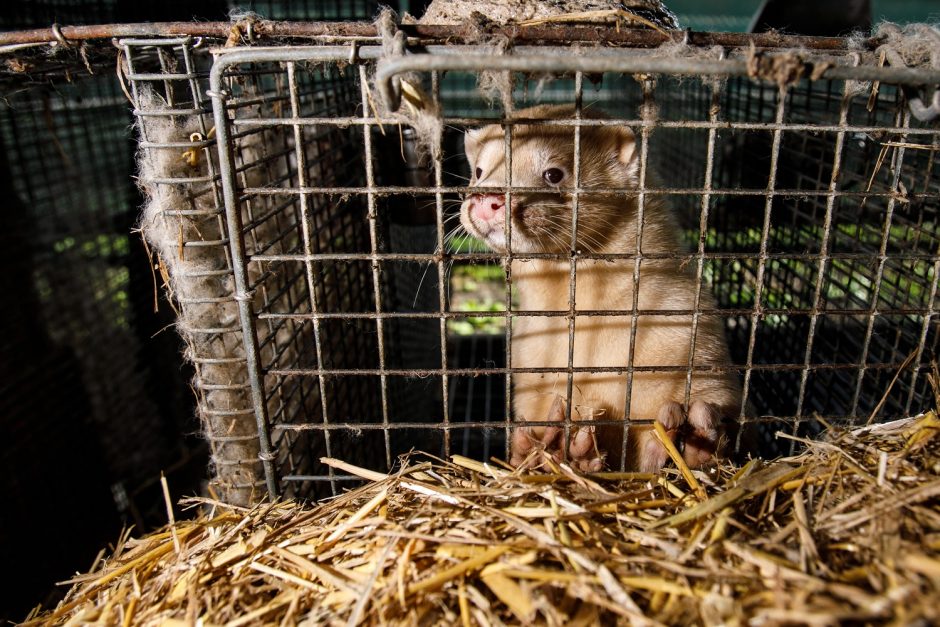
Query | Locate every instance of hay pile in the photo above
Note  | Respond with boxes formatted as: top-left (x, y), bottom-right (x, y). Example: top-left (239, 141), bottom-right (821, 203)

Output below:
top-left (28, 414), bottom-right (940, 625)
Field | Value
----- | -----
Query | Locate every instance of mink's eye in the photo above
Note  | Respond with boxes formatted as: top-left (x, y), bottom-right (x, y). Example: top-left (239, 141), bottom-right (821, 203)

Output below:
top-left (542, 167), bottom-right (564, 185)
top-left (475, 167), bottom-right (482, 180)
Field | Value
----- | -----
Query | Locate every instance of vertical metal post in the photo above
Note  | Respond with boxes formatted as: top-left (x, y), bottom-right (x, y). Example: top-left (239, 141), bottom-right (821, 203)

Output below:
top-left (622, 77), bottom-right (655, 469)
top-left (209, 57), bottom-right (279, 500)
top-left (684, 67), bottom-right (723, 414)
top-left (735, 86), bottom-right (787, 453)
top-left (791, 77), bottom-right (853, 450)
top-left (849, 107), bottom-right (910, 417)
top-left (905, 134), bottom-right (940, 415)
top-left (564, 71), bottom-right (584, 458)
top-left (502, 72), bottom-right (515, 461)
top-left (358, 64), bottom-right (393, 470)
top-left (288, 60), bottom-right (336, 493)
top-left (430, 69), bottom-right (452, 457)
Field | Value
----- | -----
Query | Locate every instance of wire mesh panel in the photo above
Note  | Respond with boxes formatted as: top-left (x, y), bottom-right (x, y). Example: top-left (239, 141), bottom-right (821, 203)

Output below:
top-left (130, 37), bottom-right (940, 502)
top-left (204, 48), bottom-right (448, 498)
top-left (707, 75), bottom-right (940, 452)
top-left (129, 42), bottom-right (397, 503)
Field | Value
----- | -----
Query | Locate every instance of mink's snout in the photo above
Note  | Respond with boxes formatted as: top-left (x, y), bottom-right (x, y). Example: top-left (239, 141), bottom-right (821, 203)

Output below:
top-left (467, 193), bottom-right (505, 224)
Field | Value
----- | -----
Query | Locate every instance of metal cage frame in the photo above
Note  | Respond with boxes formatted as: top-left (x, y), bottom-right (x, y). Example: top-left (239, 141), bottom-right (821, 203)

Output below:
top-left (120, 31), bottom-right (940, 503)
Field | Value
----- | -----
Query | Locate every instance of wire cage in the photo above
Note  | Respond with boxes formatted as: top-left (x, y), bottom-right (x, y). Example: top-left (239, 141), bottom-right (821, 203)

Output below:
top-left (125, 29), bottom-right (940, 505)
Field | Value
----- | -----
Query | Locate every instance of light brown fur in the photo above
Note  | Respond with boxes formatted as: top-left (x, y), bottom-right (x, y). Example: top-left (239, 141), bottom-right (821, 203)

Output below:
top-left (460, 105), bottom-right (741, 471)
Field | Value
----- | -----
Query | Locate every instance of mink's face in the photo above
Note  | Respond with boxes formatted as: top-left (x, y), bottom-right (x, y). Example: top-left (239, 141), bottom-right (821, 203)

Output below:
top-left (459, 115), bottom-right (638, 255)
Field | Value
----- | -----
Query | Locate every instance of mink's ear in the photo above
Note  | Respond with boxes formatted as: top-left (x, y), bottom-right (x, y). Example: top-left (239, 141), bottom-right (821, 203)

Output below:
top-left (464, 128), bottom-right (482, 162)
top-left (614, 126), bottom-right (637, 167)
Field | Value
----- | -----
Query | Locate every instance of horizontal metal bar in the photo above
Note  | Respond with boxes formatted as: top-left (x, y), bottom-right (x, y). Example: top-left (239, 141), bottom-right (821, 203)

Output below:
top-left (177, 296), bottom-right (236, 305)
top-left (0, 22), bottom-right (872, 50)
top-left (378, 53), bottom-right (940, 111)
top-left (202, 408), bottom-right (255, 417)
top-left (282, 474), bottom-right (370, 483)
top-left (176, 269), bottom-right (232, 278)
top-left (146, 175), bottom-right (219, 185)
top-left (133, 107), bottom-right (210, 117)
top-left (202, 433), bottom-right (259, 443)
top-left (184, 325), bottom-right (241, 335)
top-left (239, 184), bottom-right (928, 198)
top-left (158, 210), bottom-right (222, 218)
top-left (229, 114), bottom-right (940, 137)
top-left (272, 414), bottom-right (920, 432)
top-left (256, 307), bottom-right (937, 319)
top-left (249, 251), bottom-right (938, 262)
top-left (210, 45), bottom-right (386, 71)
top-left (119, 36), bottom-right (194, 46)
top-left (180, 238), bottom-right (228, 248)
top-left (275, 420), bottom-right (689, 431)
top-left (197, 382), bottom-right (251, 391)
top-left (270, 413), bottom-right (876, 432)
top-left (126, 71), bottom-right (198, 81)
top-left (192, 356), bottom-right (246, 365)
top-left (267, 362), bottom-right (924, 377)
top-left (139, 139), bottom-right (216, 150)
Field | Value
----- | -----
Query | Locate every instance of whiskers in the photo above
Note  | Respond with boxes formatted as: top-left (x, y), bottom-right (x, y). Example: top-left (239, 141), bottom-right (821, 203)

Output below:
top-left (525, 201), bottom-right (614, 254)
top-left (414, 197), bottom-right (465, 213)
top-left (442, 170), bottom-right (471, 183)
top-left (411, 211), bottom-right (488, 308)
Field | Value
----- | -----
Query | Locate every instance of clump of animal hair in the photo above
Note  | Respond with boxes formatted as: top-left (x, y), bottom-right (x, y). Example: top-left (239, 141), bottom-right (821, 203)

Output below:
top-left (655, 39), bottom-right (727, 91)
top-left (869, 22), bottom-right (940, 67)
top-left (372, 7), bottom-right (444, 161)
top-left (135, 88), bottom-right (313, 506)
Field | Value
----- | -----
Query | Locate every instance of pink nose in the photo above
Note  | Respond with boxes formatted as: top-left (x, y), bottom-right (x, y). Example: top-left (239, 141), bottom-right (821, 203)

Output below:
top-left (469, 193), bottom-right (505, 222)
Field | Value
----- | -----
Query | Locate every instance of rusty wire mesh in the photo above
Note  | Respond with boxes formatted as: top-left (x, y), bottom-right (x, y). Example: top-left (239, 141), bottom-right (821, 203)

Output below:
top-left (127, 37), bottom-right (940, 502)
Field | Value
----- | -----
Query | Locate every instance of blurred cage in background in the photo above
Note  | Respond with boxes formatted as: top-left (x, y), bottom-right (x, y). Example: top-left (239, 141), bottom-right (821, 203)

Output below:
top-left (126, 31), bottom-right (939, 505)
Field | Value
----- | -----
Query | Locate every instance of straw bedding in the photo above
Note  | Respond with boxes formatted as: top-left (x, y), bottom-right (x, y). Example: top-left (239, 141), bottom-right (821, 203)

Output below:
top-left (27, 414), bottom-right (940, 626)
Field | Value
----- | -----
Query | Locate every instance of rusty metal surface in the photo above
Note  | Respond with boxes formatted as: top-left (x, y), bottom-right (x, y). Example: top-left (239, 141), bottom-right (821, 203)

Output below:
top-left (0, 21), bottom-right (878, 50)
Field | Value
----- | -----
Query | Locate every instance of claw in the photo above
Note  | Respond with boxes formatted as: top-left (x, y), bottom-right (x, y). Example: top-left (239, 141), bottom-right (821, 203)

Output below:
top-left (510, 395), bottom-right (606, 472)
top-left (636, 400), bottom-right (724, 472)
top-left (683, 401), bottom-right (721, 467)
top-left (545, 395), bottom-right (565, 423)
top-left (637, 401), bottom-right (683, 472)
top-left (510, 424), bottom-right (560, 468)
top-left (570, 426), bottom-right (595, 458)
top-left (510, 397), bottom-right (564, 468)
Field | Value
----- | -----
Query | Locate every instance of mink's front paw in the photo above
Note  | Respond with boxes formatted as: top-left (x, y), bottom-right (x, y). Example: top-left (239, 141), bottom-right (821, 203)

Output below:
top-left (636, 400), bottom-right (724, 472)
top-left (510, 396), bottom-right (604, 472)
top-left (682, 400), bottom-right (723, 467)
